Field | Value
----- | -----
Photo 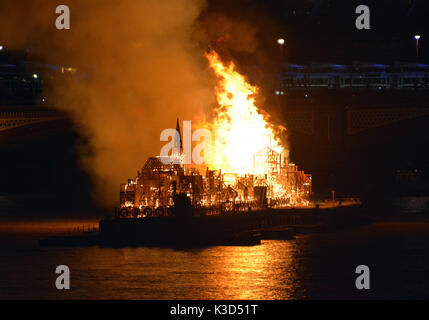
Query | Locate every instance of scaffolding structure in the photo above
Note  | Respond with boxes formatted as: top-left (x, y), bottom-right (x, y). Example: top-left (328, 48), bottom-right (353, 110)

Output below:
top-left (118, 146), bottom-right (312, 218)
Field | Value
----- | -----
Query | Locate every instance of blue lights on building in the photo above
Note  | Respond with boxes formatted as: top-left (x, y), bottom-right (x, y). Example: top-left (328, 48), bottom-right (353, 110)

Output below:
top-left (277, 62), bottom-right (429, 91)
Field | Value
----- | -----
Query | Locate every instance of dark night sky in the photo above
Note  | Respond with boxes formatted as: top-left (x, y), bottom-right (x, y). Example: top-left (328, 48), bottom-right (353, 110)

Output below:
top-left (205, 0), bottom-right (429, 64)
top-left (2, 1), bottom-right (428, 66)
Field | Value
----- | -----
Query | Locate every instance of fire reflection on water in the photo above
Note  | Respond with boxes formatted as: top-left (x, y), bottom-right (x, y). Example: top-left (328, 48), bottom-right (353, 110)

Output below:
top-left (3, 217), bottom-right (429, 299)
top-left (0, 222), bottom-right (302, 299)
top-left (200, 240), bottom-right (301, 299)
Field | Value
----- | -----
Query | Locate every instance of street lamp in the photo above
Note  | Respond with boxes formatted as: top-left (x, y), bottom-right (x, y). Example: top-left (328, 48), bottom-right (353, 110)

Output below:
top-left (277, 38), bottom-right (285, 63)
top-left (414, 35), bottom-right (421, 87)
top-left (414, 35), bottom-right (421, 60)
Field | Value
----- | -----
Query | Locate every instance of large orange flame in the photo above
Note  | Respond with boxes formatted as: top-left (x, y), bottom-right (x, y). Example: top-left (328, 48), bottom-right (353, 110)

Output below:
top-left (205, 50), bottom-right (284, 174)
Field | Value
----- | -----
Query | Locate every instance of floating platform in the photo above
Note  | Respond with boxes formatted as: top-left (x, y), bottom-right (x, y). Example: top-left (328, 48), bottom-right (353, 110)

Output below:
top-left (38, 204), bottom-right (365, 248)
top-left (98, 204), bottom-right (365, 247)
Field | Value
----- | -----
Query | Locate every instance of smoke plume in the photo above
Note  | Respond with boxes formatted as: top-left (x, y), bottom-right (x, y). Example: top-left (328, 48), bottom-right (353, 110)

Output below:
top-left (0, 0), bottom-right (214, 207)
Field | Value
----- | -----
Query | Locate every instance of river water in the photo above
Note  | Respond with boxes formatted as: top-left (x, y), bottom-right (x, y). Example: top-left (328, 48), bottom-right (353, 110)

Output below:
top-left (1, 197), bottom-right (429, 299)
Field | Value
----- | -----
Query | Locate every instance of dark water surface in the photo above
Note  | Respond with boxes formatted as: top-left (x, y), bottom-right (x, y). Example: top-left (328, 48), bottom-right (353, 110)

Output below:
top-left (1, 216), bottom-right (429, 299)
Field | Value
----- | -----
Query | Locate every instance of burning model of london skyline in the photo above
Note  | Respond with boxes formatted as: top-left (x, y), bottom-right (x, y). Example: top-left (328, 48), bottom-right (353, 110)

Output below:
top-left (118, 50), bottom-right (311, 218)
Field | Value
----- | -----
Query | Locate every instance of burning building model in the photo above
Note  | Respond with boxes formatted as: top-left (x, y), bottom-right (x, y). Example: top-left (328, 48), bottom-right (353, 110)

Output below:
top-left (118, 150), bottom-right (311, 218)
top-left (117, 51), bottom-right (312, 218)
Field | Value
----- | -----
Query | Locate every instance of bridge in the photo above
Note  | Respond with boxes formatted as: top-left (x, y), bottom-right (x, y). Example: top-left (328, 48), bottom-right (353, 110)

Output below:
top-left (277, 93), bottom-right (429, 197)
top-left (1, 96), bottom-right (429, 197)
top-left (0, 107), bottom-right (68, 144)
top-left (283, 106), bottom-right (429, 136)
top-left (2, 104), bottom-right (429, 139)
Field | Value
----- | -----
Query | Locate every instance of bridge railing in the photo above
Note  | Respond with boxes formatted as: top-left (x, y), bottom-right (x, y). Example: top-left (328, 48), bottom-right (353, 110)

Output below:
top-left (0, 107), bottom-right (66, 132)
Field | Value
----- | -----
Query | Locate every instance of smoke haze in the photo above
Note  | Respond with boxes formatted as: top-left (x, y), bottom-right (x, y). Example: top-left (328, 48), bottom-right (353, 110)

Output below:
top-left (0, 0), bottom-right (216, 207)
top-left (0, 0), bottom-right (288, 209)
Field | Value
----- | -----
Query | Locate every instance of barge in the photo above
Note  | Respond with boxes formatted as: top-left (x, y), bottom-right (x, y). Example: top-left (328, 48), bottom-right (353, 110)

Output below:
top-left (98, 204), bottom-right (365, 247)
